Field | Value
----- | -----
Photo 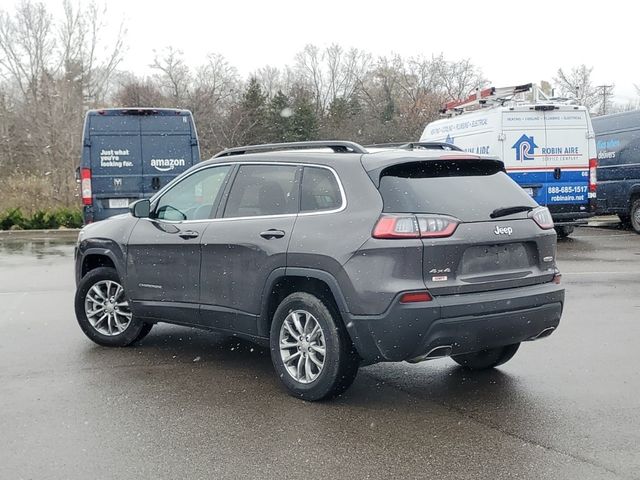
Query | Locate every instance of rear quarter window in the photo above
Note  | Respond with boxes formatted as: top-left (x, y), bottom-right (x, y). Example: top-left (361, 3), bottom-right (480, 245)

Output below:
top-left (378, 160), bottom-right (537, 222)
top-left (301, 167), bottom-right (342, 212)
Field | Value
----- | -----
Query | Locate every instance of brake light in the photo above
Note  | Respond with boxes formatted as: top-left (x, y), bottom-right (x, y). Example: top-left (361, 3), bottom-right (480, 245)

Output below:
top-left (400, 291), bottom-right (433, 303)
top-left (372, 214), bottom-right (459, 239)
top-left (81, 168), bottom-right (92, 206)
top-left (530, 207), bottom-right (554, 230)
top-left (589, 158), bottom-right (597, 193)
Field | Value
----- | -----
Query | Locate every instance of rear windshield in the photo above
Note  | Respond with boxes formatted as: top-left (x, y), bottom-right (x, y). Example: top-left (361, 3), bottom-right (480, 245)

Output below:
top-left (378, 160), bottom-right (537, 222)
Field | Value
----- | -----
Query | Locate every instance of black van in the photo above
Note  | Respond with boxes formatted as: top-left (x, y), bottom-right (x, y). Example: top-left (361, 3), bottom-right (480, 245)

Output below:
top-left (80, 108), bottom-right (200, 223)
top-left (593, 110), bottom-right (640, 232)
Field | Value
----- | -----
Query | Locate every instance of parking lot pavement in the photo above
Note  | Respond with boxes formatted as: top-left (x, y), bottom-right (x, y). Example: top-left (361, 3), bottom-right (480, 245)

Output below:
top-left (1, 226), bottom-right (639, 480)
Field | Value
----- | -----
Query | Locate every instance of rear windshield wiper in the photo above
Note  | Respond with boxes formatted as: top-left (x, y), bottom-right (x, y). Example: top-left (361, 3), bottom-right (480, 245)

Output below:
top-left (490, 205), bottom-right (535, 219)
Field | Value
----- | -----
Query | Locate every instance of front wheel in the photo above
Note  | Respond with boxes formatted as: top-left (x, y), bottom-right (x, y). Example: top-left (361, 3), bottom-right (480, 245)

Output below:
top-left (630, 198), bottom-right (640, 234)
top-left (451, 343), bottom-right (520, 370)
top-left (75, 267), bottom-right (153, 347)
top-left (270, 292), bottom-right (359, 401)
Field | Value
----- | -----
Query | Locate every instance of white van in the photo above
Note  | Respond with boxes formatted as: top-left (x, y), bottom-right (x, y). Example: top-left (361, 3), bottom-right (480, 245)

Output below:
top-left (420, 86), bottom-right (597, 237)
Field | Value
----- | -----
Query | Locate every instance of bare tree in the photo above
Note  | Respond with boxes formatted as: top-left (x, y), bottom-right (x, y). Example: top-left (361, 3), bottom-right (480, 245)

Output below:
top-left (437, 55), bottom-right (487, 101)
top-left (151, 47), bottom-right (190, 107)
top-left (554, 65), bottom-right (600, 111)
top-left (0, 1), bottom-right (55, 101)
top-left (294, 43), bottom-right (370, 115)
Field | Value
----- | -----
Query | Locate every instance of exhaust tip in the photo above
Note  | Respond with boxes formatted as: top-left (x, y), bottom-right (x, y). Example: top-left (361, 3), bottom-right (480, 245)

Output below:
top-left (527, 327), bottom-right (556, 341)
top-left (406, 345), bottom-right (453, 364)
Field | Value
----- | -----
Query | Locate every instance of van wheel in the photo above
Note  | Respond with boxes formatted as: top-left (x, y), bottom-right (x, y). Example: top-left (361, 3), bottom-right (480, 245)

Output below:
top-left (619, 214), bottom-right (631, 228)
top-left (630, 199), bottom-right (640, 234)
top-left (75, 267), bottom-right (153, 347)
top-left (270, 292), bottom-right (359, 401)
top-left (555, 226), bottom-right (574, 238)
top-left (452, 343), bottom-right (520, 370)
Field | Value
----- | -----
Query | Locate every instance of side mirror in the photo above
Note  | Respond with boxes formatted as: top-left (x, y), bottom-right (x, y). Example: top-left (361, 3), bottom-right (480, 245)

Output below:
top-left (130, 199), bottom-right (150, 218)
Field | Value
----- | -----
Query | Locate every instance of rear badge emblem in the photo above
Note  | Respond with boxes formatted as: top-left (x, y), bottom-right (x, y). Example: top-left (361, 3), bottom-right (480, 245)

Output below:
top-left (432, 275), bottom-right (448, 282)
top-left (494, 226), bottom-right (513, 235)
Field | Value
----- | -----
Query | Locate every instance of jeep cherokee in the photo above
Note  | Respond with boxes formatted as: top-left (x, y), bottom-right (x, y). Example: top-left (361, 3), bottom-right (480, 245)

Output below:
top-left (74, 140), bottom-right (564, 401)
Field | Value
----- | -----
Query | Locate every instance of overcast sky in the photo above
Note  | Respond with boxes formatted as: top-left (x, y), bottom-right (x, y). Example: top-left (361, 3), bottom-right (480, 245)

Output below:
top-left (29, 0), bottom-right (640, 103)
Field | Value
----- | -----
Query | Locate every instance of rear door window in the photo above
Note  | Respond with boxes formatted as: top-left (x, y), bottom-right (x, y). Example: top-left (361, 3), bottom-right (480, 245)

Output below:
top-left (223, 165), bottom-right (299, 218)
top-left (378, 160), bottom-right (537, 222)
top-left (301, 167), bottom-right (342, 212)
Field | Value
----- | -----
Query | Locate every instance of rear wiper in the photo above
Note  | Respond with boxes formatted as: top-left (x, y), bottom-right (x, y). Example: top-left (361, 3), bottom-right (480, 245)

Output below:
top-left (490, 205), bottom-right (535, 219)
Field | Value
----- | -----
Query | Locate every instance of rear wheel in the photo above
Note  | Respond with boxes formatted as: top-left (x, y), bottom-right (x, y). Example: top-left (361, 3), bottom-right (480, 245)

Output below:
top-left (75, 267), bottom-right (153, 347)
top-left (555, 226), bottom-right (574, 238)
top-left (270, 292), bottom-right (359, 401)
top-left (452, 343), bottom-right (520, 370)
top-left (630, 198), bottom-right (640, 234)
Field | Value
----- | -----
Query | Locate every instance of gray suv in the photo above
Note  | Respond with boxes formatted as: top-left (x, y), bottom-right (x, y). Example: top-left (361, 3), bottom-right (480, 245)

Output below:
top-left (74, 141), bottom-right (564, 401)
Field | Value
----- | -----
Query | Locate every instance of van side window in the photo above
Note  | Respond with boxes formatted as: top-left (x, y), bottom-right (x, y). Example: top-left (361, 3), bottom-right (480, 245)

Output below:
top-left (223, 165), bottom-right (298, 218)
top-left (301, 167), bottom-right (342, 212)
top-left (154, 165), bottom-right (231, 221)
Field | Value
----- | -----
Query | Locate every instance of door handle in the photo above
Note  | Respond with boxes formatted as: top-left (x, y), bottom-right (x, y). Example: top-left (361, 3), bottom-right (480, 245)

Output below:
top-left (179, 230), bottom-right (199, 239)
top-left (553, 167), bottom-right (562, 180)
top-left (260, 229), bottom-right (285, 239)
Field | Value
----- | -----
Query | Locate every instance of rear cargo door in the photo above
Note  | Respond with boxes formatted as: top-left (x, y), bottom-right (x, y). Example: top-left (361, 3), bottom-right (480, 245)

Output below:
top-left (140, 115), bottom-right (195, 195)
top-left (376, 160), bottom-right (556, 296)
top-left (88, 114), bottom-right (143, 207)
top-left (501, 109), bottom-right (547, 205)
top-left (543, 109), bottom-right (590, 206)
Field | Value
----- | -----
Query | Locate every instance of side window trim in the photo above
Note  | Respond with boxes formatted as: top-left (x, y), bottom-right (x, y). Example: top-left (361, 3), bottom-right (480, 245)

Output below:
top-left (150, 164), bottom-right (232, 223)
top-left (212, 163), bottom-right (240, 219)
top-left (299, 165), bottom-right (346, 215)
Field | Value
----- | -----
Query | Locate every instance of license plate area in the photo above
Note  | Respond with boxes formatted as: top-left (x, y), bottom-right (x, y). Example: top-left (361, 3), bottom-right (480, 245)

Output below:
top-left (460, 243), bottom-right (532, 276)
top-left (108, 198), bottom-right (130, 209)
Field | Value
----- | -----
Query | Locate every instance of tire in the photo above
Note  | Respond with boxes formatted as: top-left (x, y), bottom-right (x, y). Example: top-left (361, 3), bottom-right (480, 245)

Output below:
top-left (555, 226), bottom-right (574, 238)
top-left (618, 214), bottom-right (631, 227)
top-left (270, 292), bottom-right (359, 401)
top-left (630, 198), bottom-right (640, 234)
top-left (451, 343), bottom-right (520, 371)
top-left (74, 267), bottom-right (153, 347)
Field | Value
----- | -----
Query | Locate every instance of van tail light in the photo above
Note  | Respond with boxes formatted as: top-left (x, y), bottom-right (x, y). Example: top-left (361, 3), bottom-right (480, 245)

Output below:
top-left (400, 291), bottom-right (433, 303)
top-left (589, 158), bottom-right (597, 193)
top-left (530, 207), bottom-right (554, 230)
top-left (81, 168), bottom-right (92, 206)
top-left (372, 214), bottom-right (459, 239)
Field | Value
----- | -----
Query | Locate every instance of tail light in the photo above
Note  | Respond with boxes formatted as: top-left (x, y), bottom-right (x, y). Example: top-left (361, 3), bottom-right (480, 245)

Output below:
top-left (400, 291), bottom-right (433, 303)
top-left (589, 158), bottom-right (597, 193)
top-left (81, 168), bottom-right (92, 206)
top-left (372, 214), bottom-right (459, 239)
top-left (530, 207), bottom-right (554, 230)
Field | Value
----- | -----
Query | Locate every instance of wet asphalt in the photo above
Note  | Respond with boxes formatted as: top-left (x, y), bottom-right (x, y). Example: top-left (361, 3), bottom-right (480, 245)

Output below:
top-left (0, 222), bottom-right (639, 480)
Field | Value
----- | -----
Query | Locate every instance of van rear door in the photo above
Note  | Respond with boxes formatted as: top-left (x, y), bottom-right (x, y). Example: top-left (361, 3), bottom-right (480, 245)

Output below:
top-left (501, 109), bottom-right (547, 205)
top-left (88, 114), bottom-right (143, 210)
top-left (543, 109), bottom-right (590, 208)
top-left (140, 114), bottom-right (196, 195)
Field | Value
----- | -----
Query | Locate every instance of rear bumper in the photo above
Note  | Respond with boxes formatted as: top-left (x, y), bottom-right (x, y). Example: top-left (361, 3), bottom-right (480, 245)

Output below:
top-left (345, 282), bottom-right (564, 364)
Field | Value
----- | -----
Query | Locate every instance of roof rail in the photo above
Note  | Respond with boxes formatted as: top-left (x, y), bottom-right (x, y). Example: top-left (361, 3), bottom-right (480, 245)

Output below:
top-left (213, 140), bottom-right (367, 158)
top-left (398, 142), bottom-right (462, 152)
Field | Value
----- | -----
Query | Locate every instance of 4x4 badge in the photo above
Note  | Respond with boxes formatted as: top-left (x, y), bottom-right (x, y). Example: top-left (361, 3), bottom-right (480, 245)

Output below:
top-left (494, 226), bottom-right (513, 235)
